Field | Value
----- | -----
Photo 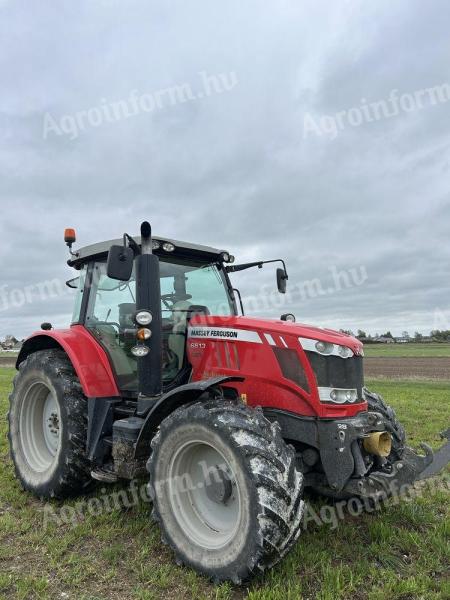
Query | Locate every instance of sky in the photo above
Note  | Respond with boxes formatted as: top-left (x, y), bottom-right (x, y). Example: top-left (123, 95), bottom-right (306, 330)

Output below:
top-left (1, 0), bottom-right (449, 340)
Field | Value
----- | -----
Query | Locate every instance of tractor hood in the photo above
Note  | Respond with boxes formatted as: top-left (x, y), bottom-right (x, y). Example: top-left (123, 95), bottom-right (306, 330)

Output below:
top-left (189, 315), bottom-right (364, 355)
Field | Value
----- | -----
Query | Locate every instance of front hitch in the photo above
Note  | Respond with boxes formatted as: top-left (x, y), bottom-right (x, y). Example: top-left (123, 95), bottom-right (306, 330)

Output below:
top-left (344, 443), bottom-right (434, 499)
top-left (419, 428), bottom-right (450, 480)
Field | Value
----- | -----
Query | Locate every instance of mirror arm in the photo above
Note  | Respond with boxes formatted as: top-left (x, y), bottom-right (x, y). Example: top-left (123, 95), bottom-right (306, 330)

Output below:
top-left (226, 258), bottom-right (288, 278)
top-left (123, 233), bottom-right (141, 256)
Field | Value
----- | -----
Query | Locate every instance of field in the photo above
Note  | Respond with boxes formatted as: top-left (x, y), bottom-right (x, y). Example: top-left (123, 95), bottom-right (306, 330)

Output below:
top-left (363, 343), bottom-right (450, 358)
top-left (364, 358), bottom-right (450, 380)
top-left (0, 367), bottom-right (449, 600)
top-left (363, 344), bottom-right (450, 380)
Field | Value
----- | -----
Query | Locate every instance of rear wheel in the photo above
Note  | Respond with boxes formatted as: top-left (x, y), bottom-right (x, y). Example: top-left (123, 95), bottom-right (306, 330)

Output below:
top-left (8, 349), bottom-right (92, 499)
top-left (147, 399), bottom-right (304, 583)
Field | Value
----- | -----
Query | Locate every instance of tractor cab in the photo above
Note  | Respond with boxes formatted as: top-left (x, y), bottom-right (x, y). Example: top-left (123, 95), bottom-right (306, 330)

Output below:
top-left (68, 235), bottom-right (237, 395)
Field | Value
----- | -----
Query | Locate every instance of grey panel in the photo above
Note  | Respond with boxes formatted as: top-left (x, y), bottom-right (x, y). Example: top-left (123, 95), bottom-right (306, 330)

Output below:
top-left (69, 235), bottom-right (228, 267)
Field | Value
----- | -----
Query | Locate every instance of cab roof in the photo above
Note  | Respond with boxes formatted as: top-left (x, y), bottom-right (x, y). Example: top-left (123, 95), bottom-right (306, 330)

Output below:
top-left (68, 236), bottom-right (228, 268)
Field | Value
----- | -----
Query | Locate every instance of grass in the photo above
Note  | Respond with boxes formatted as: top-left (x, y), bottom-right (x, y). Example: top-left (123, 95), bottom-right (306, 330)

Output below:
top-left (364, 379), bottom-right (450, 450)
top-left (363, 343), bottom-right (450, 358)
top-left (0, 367), bottom-right (448, 600)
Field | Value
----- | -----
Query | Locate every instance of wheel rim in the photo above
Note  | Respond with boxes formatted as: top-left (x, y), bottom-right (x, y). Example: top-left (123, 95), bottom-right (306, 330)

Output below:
top-left (167, 441), bottom-right (242, 550)
top-left (19, 382), bottom-right (61, 472)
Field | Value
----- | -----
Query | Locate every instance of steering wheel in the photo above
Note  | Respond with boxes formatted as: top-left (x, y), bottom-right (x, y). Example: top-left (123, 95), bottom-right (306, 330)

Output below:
top-left (161, 293), bottom-right (176, 310)
top-left (92, 320), bottom-right (121, 334)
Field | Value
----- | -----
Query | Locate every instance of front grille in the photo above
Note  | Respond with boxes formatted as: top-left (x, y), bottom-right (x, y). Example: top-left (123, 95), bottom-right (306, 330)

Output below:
top-left (273, 347), bottom-right (310, 391)
top-left (306, 352), bottom-right (364, 400)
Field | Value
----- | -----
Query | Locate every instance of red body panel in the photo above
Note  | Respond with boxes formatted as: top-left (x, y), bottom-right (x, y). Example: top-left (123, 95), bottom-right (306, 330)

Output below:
top-left (20, 326), bottom-right (120, 398)
top-left (187, 315), bottom-right (367, 418)
top-left (21, 316), bottom-right (366, 418)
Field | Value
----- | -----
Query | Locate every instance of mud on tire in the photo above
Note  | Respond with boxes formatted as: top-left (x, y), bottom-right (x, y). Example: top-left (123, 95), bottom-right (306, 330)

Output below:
top-left (8, 349), bottom-right (92, 499)
top-left (363, 387), bottom-right (406, 460)
top-left (147, 399), bottom-right (304, 584)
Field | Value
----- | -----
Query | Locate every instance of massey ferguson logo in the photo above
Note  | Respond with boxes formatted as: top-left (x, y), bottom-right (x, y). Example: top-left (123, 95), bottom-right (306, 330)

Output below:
top-left (188, 327), bottom-right (263, 344)
top-left (190, 328), bottom-right (238, 339)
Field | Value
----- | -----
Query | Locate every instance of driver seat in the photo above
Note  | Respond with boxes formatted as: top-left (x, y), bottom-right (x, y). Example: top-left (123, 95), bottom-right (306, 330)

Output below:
top-left (168, 300), bottom-right (192, 370)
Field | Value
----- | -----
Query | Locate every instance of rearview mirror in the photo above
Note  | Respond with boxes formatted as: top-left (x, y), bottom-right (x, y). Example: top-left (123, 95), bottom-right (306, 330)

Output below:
top-left (277, 268), bottom-right (288, 294)
top-left (107, 245), bottom-right (134, 281)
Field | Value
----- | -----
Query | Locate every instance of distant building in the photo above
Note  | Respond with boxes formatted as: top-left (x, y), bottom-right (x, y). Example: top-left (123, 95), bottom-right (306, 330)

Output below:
top-left (394, 337), bottom-right (410, 343)
top-left (1, 336), bottom-right (21, 351)
top-left (374, 336), bottom-right (395, 344)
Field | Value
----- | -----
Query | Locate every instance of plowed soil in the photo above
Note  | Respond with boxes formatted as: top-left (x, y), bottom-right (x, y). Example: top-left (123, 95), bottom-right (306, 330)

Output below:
top-left (365, 357), bottom-right (450, 380)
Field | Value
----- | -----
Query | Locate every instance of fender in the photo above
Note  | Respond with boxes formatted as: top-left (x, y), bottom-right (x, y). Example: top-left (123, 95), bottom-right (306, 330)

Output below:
top-left (134, 375), bottom-right (244, 457)
top-left (17, 325), bottom-right (120, 398)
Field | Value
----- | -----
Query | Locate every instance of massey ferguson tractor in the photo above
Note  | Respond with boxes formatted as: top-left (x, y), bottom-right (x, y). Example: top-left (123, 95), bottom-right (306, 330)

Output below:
top-left (8, 222), bottom-right (434, 583)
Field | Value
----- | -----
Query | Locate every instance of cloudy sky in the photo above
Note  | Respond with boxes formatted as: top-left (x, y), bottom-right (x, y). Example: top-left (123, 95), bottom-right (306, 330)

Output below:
top-left (1, 0), bottom-right (449, 340)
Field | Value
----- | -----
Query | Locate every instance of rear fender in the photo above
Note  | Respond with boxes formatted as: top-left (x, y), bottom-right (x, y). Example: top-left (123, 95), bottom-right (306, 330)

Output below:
top-left (134, 376), bottom-right (244, 457)
top-left (17, 326), bottom-right (120, 398)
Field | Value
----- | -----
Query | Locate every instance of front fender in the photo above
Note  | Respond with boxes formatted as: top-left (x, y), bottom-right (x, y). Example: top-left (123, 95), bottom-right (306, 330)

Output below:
top-left (134, 376), bottom-right (244, 457)
top-left (17, 325), bottom-right (120, 398)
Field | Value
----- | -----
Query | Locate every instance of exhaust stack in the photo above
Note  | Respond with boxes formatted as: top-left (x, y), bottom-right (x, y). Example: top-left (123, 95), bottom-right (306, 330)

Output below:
top-left (135, 221), bottom-right (162, 400)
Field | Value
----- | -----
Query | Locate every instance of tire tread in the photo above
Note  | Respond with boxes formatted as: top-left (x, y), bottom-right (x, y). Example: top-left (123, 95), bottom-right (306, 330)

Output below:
top-left (148, 399), bottom-right (304, 582)
top-left (8, 349), bottom-right (92, 499)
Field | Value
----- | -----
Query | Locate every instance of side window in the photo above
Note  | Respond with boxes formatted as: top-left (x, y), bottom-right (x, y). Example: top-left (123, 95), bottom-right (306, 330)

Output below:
top-left (185, 266), bottom-right (232, 315)
top-left (70, 267), bottom-right (86, 324)
top-left (85, 264), bottom-right (136, 328)
top-left (160, 275), bottom-right (175, 315)
top-left (85, 263), bottom-right (138, 392)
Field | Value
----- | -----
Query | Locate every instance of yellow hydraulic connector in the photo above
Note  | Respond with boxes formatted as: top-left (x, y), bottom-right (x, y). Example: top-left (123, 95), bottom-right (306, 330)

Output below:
top-left (363, 431), bottom-right (392, 457)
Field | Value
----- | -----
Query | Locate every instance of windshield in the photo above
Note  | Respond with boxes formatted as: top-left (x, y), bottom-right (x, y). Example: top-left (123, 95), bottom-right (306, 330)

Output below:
top-left (83, 258), bottom-right (234, 392)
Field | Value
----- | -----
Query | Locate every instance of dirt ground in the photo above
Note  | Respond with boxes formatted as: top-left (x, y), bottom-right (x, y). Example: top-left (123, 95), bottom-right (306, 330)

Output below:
top-left (365, 357), bottom-right (450, 380)
top-left (0, 357), bottom-right (16, 368)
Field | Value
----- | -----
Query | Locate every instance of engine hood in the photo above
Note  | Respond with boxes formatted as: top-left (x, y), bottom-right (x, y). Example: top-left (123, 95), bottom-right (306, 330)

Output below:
top-left (190, 315), bottom-right (364, 355)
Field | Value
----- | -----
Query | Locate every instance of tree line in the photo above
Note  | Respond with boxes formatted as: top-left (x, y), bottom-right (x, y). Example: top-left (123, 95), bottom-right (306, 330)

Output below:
top-left (338, 329), bottom-right (450, 342)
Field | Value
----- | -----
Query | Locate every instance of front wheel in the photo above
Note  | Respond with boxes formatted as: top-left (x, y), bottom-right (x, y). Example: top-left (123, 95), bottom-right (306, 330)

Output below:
top-left (8, 349), bottom-right (92, 499)
top-left (147, 400), bottom-right (304, 583)
top-left (363, 388), bottom-right (406, 460)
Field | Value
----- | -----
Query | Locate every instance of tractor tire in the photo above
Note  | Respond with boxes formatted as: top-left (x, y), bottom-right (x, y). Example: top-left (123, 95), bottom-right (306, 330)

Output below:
top-left (147, 399), bottom-right (304, 584)
top-left (8, 349), bottom-right (92, 499)
top-left (363, 387), bottom-right (406, 459)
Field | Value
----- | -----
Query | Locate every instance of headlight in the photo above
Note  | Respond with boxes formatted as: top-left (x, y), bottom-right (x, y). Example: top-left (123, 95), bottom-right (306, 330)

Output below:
top-left (162, 242), bottom-right (175, 252)
top-left (135, 310), bottom-right (152, 326)
top-left (281, 313), bottom-right (296, 322)
top-left (338, 345), bottom-right (353, 358)
top-left (319, 387), bottom-right (358, 404)
top-left (152, 240), bottom-right (160, 250)
top-left (315, 341), bottom-right (334, 355)
top-left (299, 337), bottom-right (354, 359)
top-left (131, 345), bottom-right (150, 357)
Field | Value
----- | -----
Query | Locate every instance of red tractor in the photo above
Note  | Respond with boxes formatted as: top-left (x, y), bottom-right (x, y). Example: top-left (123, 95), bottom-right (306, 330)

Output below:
top-left (8, 222), bottom-right (433, 583)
